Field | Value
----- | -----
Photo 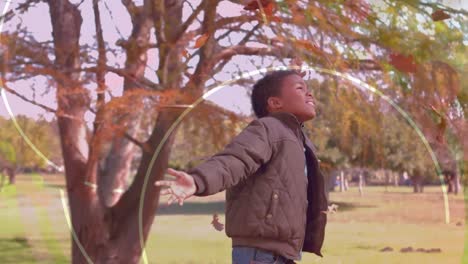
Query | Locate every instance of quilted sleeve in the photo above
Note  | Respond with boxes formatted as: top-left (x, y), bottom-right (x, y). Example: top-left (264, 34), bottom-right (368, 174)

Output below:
top-left (186, 118), bottom-right (273, 196)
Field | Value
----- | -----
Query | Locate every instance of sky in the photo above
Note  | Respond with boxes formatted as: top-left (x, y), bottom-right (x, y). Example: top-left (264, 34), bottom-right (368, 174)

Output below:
top-left (0, 0), bottom-right (466, 124)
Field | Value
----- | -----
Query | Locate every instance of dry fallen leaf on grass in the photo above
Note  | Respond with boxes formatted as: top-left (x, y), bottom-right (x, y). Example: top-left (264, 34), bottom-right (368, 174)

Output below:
top-left (321, 203), bottom-right (339, 214)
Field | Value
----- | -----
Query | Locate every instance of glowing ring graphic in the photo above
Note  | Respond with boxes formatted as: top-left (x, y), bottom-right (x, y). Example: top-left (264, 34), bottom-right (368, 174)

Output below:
top-left (138, 65), bottom-right (451, 263)
top-left (0, 1), bottom-right (454, 262)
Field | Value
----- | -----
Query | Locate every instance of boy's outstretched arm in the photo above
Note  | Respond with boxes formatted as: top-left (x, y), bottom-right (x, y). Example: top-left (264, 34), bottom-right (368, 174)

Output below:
top-left (188, 118), bottom-right (273, 196)
top-left (155, 118), bottom-right (273, 203)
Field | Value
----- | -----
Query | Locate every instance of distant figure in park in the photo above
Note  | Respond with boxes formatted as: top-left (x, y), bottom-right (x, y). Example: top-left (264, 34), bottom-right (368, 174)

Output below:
top-left (443, 169), bottom-right (460, 194)
top-left (402, 171), bottom-right (410, 186)
top-left (155, 70), bottom-right (329, 263)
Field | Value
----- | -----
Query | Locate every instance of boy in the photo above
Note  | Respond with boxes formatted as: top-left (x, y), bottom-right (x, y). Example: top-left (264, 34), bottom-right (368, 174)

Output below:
top-left (155, 70), bottom-right (329, 263)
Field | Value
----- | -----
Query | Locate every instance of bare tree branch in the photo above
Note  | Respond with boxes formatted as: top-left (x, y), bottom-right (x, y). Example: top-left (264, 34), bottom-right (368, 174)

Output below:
top-left (123, 132), bottom-right (152, 154)
top-left (121, 0), bottom-right (139, 19)
top-left (93, 0), bottom-right (107, 117)
top-left (0, 0), bottom-right (44, 24)
top-left (174, 0), bottom-right (207, 44)
top-left (0, 78), bottom-right (56, 113)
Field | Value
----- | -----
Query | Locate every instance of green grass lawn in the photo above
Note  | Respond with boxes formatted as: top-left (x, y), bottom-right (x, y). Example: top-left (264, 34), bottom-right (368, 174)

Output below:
top-left (0, 174), bottom-right (465, 263)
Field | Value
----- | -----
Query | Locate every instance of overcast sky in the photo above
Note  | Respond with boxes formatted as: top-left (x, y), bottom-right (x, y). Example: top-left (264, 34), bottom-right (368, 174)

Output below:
top-left (0, 0), bottom-right (263, 123)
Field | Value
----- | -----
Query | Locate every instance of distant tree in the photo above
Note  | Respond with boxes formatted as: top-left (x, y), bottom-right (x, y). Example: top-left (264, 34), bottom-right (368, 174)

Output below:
top-left (0, 140), bottom-right (16, 185)
top-left (0, 115), bottom-right (61, 171)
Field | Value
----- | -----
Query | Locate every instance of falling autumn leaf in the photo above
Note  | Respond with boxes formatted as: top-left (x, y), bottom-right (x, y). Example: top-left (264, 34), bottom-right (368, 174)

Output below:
top-left (194, 33), bottom-right (210, 49)
top-left (211, 213), bottom-right (224, 231)
top-left (389, 53), bottom-right (418, 73)
top-left (431, 9), bottom-right (451, 21)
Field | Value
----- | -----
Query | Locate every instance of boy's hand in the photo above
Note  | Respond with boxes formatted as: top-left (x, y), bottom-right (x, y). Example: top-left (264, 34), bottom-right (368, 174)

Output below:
top-left (155, 168), bottom-right (197, 206)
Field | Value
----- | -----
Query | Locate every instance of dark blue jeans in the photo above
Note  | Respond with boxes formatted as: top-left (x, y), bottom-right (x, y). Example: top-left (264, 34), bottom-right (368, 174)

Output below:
top-left (232, 246), bottom-right (293, 264)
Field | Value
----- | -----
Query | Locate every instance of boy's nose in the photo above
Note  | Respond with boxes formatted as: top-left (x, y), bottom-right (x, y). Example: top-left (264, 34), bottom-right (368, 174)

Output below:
top-left (307, 91), bottom-right (315, 101)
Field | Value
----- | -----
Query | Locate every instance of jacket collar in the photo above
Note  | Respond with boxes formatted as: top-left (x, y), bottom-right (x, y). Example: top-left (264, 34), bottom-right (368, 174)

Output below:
top-left (268, 111), bottom-right (319, 157)
top-left (267, 111), bottom-right (305, 130)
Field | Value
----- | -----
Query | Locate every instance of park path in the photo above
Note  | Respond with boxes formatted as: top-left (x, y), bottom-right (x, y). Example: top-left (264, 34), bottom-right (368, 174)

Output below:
top-left (15, 174), bottom-right (68, 263)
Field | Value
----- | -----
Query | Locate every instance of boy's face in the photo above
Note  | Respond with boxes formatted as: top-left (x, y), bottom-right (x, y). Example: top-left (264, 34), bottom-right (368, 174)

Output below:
top-left (267, 74), bottom-right (317, 122)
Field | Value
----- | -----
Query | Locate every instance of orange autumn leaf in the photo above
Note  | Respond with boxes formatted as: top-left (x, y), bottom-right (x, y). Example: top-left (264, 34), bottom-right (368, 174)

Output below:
top-left (180, 49), bottom-right (189, 59)
top-left (270, 15), bottom-right (282, 22)
top-left (431, 9), bottom-right (451, 21)
top-left (389, 53), bottom-right (418, 73)
top-left (194, 33), bottom-right (209, 48)
top-left (262, 1), bottom-right (275, 17)
top-left (294, 39), bottom-right (323, 56)
top-left (243, 0), bottom-right (271, 11)
top-left (307, 4), bottom-right (325, 22)
top-left (292, 13), bottom-right (306, 25)
top-left (289, 4), bottom-right (307, 25)
top-left (245, 0), bottom-right (279, 23)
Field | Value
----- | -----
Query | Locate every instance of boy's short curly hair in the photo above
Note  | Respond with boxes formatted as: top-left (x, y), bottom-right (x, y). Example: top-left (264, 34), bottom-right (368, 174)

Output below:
top-left (251, 69), bottom-right (299, 118)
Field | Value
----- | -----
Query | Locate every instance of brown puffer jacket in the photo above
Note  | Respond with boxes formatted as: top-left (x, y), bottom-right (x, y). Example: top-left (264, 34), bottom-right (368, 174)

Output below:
top-left (187, 111), bottom-right (329, 260)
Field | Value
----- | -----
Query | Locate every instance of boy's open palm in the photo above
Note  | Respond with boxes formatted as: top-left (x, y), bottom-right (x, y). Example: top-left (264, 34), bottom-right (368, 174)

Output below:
top-left (155, 168), bottom-right (197, 206)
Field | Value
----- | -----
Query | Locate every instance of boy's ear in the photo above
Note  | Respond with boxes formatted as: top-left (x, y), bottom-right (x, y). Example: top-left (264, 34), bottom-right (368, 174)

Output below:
top-left (267, 97), bottom-right (282, 111)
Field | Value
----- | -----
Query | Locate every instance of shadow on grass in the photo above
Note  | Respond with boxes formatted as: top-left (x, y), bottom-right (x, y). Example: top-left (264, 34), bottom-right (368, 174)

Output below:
top-left (328, 200), bottom-right (377, 212)
top-left (155, 200), bottom-right (374, 215)
top-left (44, 183), bottom-right (66, 189)
top-left (156, 201), bottom-right (226, 215)
top-left (0, 237), bottom-right (69, 263)
top-left (0, 237), bottom-right (36, 263)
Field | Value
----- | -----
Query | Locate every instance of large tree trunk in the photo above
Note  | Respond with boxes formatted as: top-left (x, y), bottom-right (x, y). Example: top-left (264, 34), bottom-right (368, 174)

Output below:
top-left (358, 172), bottom-right (364, 196)
top-left (47, 1), bottom-right (189, 263)
top-left (412, 169), bottom-right (424, 193)
top-left (107, 108), bottom-right (183, 263)
top-left (98, 1), bottom-right (153, 207)
top-left (64, 108), bottom-right (182, 264)
top-left (47, 1), bottom-right (104, 263)
top-left (413, 182), bottom-right (423, 193)
top-left (394, 171), bottom-right (399, 187)
top-left (339, 170), bottom-right (344, 192)
top-left (454, 171), bottom-right (461, 195)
